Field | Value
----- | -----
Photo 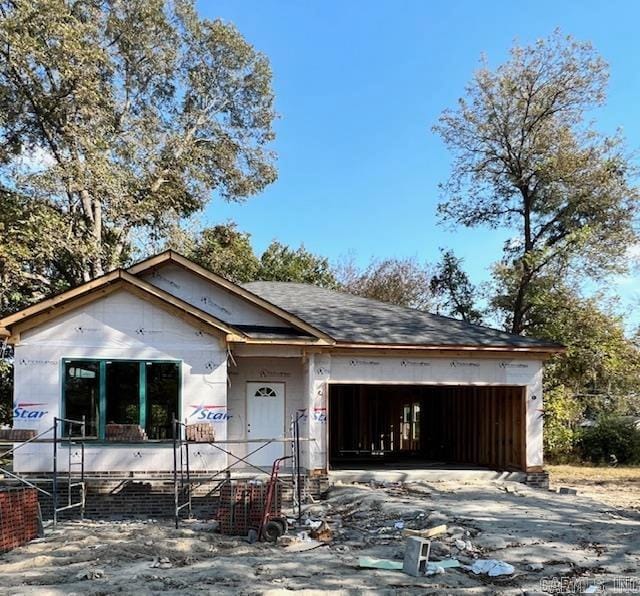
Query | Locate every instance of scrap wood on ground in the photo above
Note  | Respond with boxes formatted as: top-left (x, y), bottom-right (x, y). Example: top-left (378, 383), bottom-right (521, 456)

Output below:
top-left (0, 478), bottom-right (638, 595)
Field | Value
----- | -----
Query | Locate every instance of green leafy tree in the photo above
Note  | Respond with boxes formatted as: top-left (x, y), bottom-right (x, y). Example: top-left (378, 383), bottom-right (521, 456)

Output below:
top-left (520, 281), bottom-right (640, 461)
top-left (528, 283), bottom-right (640, 409)
top-left (430, 249), bottom-right (483, 323)
top-left (434, 30), bottom-right (639, 334)
top-left (189, 223), bottom-right (260, 284)
top-left (0, 0), bottom-right (276, 282)
top-left (542, 384), bottom-right (584, 462)
top-left (259, 242), bottom-right (338, 287)
top-left (0, 188), bottom-right (74, 315)
top-left (337, 257), bottom-right (432, 309)
top-left (0, 355), bottom-right (11, 426)
top-left (580, 417), bottom-right (640, 464)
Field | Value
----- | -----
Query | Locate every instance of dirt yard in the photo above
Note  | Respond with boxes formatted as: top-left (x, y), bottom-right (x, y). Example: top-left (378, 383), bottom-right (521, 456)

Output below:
top-left (548, 465), bottom-right (640, 512)
top-left (0, 477), bottom-right (639, 595)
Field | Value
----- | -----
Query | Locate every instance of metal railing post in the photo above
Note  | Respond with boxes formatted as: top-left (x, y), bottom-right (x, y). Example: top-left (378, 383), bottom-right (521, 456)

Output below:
top-left (172, 416), bottom-right (178, 529)
top-left (52, 417), bottom-right (58, 527)
top-left (185, 418), bottom-right (192, 519)
top-left (295, 413), bottom-right (302, 522)
top-left (81, 415), bottom-right (86, 520)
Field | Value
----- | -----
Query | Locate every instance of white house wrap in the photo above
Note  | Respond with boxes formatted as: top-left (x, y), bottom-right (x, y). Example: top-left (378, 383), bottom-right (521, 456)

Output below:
top-left (1, 251), bottom-right (560, 476)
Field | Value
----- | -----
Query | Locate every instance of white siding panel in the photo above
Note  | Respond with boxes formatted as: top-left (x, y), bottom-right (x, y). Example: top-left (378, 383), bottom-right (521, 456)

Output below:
top-left (142, 264), bottom-right (289, 327)
top-left (13, 290), bottom-right (227, 472)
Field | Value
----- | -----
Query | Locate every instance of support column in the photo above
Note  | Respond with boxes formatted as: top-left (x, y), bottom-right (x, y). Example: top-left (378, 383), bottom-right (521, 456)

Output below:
top-left (305, 354), bottom-right (330, 472)
top-left (526, 366), bottom-right (544, 470)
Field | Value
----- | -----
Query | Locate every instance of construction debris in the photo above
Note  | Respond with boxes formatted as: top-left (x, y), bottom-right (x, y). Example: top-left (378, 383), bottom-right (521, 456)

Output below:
top-left (309, 521), bottom-right (333, 543)
top-left (469, 559), bottom-right (515, 577)
top-left (0, 478), bottom-right (637, 594)
top-left (358, 556), bottom-right (403, 570)
top-left (402, 524), bottom-right (447, 538)
top-left (527, 562), bottom-right (544, 571)
top-left (402, 536), bottom-right (431, 576)
top-left (558, 487), bottom-right (578, 495)
top-left (76, 568), bottom-right (105, 580)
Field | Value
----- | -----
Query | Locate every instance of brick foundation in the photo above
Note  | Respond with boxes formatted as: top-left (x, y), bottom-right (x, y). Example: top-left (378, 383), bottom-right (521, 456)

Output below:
top-left (7, 472), bottom-right (328, 520)
top-left (0, 487), bottom-right (40, 553)
top-left (524, 471), bottom-right (550, 489)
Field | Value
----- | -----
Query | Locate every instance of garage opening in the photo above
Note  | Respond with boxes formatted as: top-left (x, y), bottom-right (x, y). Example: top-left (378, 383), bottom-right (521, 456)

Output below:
top-left (329, 384), bottom-right (526, 471)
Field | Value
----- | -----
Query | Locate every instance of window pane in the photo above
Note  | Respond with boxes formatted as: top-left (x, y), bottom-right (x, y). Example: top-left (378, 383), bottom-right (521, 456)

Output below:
top-left (146, 363), bottom-right (179, 440)
top-left (64, 361), bottom-right (99, 437)
top-left (106, 362), bottom-right (139, 426)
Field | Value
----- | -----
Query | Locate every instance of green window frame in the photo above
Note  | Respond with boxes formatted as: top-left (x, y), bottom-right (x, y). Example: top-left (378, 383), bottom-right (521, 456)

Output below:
top-left (61, 358), bottom-right (181, 441)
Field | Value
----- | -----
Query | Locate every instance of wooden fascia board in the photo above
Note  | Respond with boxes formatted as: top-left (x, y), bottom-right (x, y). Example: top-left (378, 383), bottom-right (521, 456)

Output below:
top-left (324, 343), bottom-right (564, 360)
top-left (227, 337), bottom-right (333, 346)
top-left (7, 274), bottom-right (248, 342)
top-left (9, 281), bottom-right (125, 339)
top-left (128, 251), bottom-right (335, 343)
top-left (0, 269), bottom-right (122, 329)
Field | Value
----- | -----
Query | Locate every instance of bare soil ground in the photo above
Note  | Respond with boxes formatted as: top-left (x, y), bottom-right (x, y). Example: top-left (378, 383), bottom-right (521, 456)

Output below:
top-left (548, 465), bottom-right (640, 512)
top-left (0, 477), bottom-right (638, 595)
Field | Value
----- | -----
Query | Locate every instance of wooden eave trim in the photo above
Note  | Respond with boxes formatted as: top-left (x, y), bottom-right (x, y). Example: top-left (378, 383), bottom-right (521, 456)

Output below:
top-left (128, 250), bottom-right (335, 343)
top-left (0, 269), bottom-right (122, 328)
top-left (323, 343), bottom-right (564, 360)
top-left (331, 342), bottom-right (564, 353)
top-left (9, 281), bottom-right (125, 341)
top-left (6, 274), bottom-right (249, 342)
top-left (228, 337), bottom-right (333, 346)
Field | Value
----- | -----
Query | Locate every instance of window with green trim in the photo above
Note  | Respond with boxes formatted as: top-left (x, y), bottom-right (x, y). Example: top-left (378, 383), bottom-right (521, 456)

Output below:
top-left (62, 360), bottom-right (180, 440)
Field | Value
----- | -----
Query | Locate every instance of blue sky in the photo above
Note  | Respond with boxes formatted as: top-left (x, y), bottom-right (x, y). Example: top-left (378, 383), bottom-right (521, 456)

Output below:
top-left (197, 0), bottom-right (640, 329)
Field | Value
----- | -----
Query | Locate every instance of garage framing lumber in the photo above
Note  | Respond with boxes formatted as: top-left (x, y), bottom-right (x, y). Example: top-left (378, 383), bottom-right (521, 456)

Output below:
top-left (329, 384), bottom-right (527, 472)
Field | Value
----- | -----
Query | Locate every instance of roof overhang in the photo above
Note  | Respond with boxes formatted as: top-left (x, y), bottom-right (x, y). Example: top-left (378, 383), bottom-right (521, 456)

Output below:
top-left (128, 250), bottom-right (336, 344)
top-left (0, 270), bottom-right (248, 344)
top-left (320, 342), bottom-right (566, 360)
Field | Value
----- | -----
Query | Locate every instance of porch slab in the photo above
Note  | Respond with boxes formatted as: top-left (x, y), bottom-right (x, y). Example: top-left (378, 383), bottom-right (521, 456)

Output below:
top-left (329, 467), bottom-right (527, 483)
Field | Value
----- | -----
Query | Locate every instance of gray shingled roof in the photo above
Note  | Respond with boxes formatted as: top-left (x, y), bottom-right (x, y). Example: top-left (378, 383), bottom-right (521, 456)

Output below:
top-left (242, 282), bottom-right (562, 349)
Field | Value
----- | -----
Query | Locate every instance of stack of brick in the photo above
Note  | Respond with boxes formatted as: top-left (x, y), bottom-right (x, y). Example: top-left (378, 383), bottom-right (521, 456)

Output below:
top-left (0, 429), bottom-right (36, 442)
top-left (0, 487), bottom-right (39, 553)
top-left (217, 480), bottom-right (282, 535)
top-left (105, 424), bottom-right (148, 441)
top-left (185, 423), bottom-right (215, 442)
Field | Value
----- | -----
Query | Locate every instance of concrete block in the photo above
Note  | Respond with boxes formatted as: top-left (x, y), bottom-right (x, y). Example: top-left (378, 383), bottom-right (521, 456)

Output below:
top-left (403, 536), bottom-right (430, 577)
top-left (558, 487), bottom-right (578, 495)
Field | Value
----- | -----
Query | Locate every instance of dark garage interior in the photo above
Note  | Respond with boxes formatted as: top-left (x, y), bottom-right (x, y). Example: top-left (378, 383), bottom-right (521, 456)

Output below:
top-left (329, 384), bottom-right (526, 471)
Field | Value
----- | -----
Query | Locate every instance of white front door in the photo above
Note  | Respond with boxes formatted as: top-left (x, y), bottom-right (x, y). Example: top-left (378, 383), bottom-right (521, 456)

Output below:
top-left (246, 382), bottom-right (285, 467)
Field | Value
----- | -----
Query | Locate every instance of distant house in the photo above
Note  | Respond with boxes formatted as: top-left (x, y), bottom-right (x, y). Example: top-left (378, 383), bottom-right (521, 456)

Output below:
top-left (0, 251), bottom-right (562, 479)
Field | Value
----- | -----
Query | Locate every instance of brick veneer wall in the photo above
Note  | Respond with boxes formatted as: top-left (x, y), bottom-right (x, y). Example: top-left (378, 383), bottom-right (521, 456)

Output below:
top-left (0, 487), bottom-right (40, 553)
top-left (15, 473), bottom-right (327, 520)
top-left (525, 471), bottom-right (550, 489)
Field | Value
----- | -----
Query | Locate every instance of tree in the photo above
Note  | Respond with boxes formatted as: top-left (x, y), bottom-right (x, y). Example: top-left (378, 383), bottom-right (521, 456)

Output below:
top-left (430, 249), bottom-right (483, 323)
top-left (520, 281), bottom-right (640, 460)
top-left (528, 283), bottom-right (640, 415)
top-left (0, 0), bottom-right (276, 282)
top-left (337, 257), bottom-right (432, 309)
top-left (434, 30), bottom-right (639, 334)
top-left (174, 223), bottom-right (338, 287)
top-left (189, 223), bottom-right (260, 284)
top-left (0, 353), bottom-right (11, 425)
top-left (0, 188), bottom-right (74, 315)
top-left (258, 241), bottom-right (338, 287)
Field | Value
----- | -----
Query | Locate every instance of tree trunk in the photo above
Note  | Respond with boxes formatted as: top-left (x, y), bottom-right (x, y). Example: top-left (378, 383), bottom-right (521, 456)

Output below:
top-left (78, 189), bottom-right (104, 280)
top-left (511, 187), bottom-right (534, 335)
